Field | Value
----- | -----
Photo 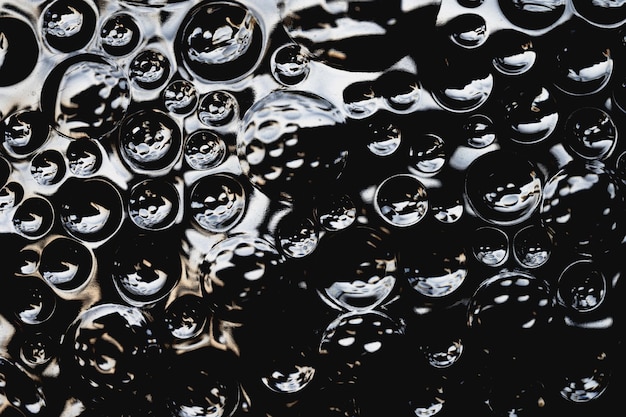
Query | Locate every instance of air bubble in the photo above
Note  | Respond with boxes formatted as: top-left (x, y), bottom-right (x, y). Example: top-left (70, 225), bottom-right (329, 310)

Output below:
top-left (30, 149), bottom-right (66, 186)
top-left (472, 226), bottom-right (509, 267)
top-left (129, 49), bottom-right (171, 90)
top-left (39, 236), bottom-right (94, 292)
top-left (66, 138), bottom-right (103, 177)
top-left (99, 12), bottom-right (141, 57)
top-left (270, 43), bottom-right (311, 86)
top-left (41, 0), bottom-right (97, 53)
top-left (163, 80), bottom-right (198, 116)
top-left (374, 174), bottom-right (429, 227)
top-left (512, 224), bottom-right (552, 268)
top-left (184, 129), bottom-right (228, 170)
top-left (12, 197), bottom-right (55, 240)
top-left (557, 260), bottom-right (606, 312)
top-left (563, 107), bottom-right (617, 161)
top-left (189, 173), bottom-right (247, 233)
top-left (197, 90), bottom-right (238, 127)
top-left (0, 16), bottom-right (39, 87)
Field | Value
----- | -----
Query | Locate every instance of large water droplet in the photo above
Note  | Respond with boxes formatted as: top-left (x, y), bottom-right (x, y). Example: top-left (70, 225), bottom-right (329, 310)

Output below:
top-left (39, 236), bottom-right (94, 292)
top-left (462, 114), bottom-right (497, 148)
top-left (276, 212), bottom-right (319, 259)
top-left (563, 107), bottom-right (617, 161)
top-left (572, 0), bottom-right (626, 27)
top-left (447, 14), bottom-right (489, 49)
top-left (41, 0), bottom-right (97, 53)
top-left (0, 16), bottom-right (39, 87)
top-left (128, 178), bottom-right (180, 231)
top-left (163, 294), bottom-right (208, 341)
top-left (374, 174), bottom-right (429, 227)
top-left (189, 173), bottom-right (247, 233)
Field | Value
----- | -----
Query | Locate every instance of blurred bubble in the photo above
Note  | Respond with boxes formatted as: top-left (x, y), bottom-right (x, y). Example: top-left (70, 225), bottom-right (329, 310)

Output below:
top-left (0, 182), bottom-right (24, 213)
top-left (39, 236), bottom-right (94, 291)
top-left (41, 0), bottom-right (97, 53)
top-left (163, 294), bottom-right (208, 341)
top-left (490, 29), bottom-right (537, 76)
top-left (99, 12), bottom-right (141, 57)
top-left (276, 213), bottom-right (319, 259)
top-left (313, 193), bottom-right (357, 232)
top-left (0, 356), bottom-right (47, 416)
top-left (464, 150), bottom-right (543, 226)
top-left (564, 107), bottom-right (617, 161)
top-left (497, 0), bottom-right (566, 30)
top-left (237, 90), bottom-right (349, 202)
top-left (472, 226), bottom-right (509, 267)
top-left (1, 109), bottom-right (50, 158)
top-left (13, 276), bottom-right (57, 325)
top-left (41, 54), bottom-right (131, 140)
top-left (175, 0), bottom-right (265, 83)
top-left (57, 177), bottom-right (124, 244)
top-left (184, 129), bottom-right (228, 170)
top-left (374, 174), bottom-right (429, 227)
top-left (111, 235), bottom-right (181, 308)
top-left (189, 173), bottom-right (246, 233)
top-left (407, 133), bottom-right (446, 175)
top-left (540, 160), bottom-right (624, 255)
top-left (118, 109), bottom-right (182, 174)
top-left (559, 347), bottom-right (611, 402)
top-left (463, 114), bottom-right (497, 148)
top-left (0, 16), bottom-right (39, 87)
top-left (447, 14), bottom-right (488, 49)
top-left (376, 70), bottom-right (422, 113)
top-left (128, 178), bottom-right (180, 231)
top-left (129, 49), bottom-right (171, 90)
top-left (162, 79), bottom-right (198, 115)
top-left (572, 0), bottom-right (626, 27)
top-left (197, 90), bottom-right (238, 127)
top-left (66, 138), bottom-right (103, 177)
top-left (512, 224), bottom-right (552, 268)
top-left (12, 197), bottom-right (55, 240)
top-left (270, 43), bottom-right (311, 86)
top-left (557, 260), bottom-right (606, 312)
top-left (30, 149), bottom-right (66, 186)
top-left (500, 84), bottom-right (559, 144)
top-left (19, 332), bottom-right (56, 369)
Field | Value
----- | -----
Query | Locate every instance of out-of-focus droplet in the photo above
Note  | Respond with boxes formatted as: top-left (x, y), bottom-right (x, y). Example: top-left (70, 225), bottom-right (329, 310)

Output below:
top-left (39, 236), bottom-right (94, 291)
top-left (12, 197), bottom-right (55, 240)
top-left (111, 235), bottom-right (181, 308)
top-left (313, 193), bottom-right (357, 232)
top-left (472, 226), bottom-right (509, 267)
top-left (163, 294), bottom-right (208, 341)
top-left (407, 133), bottom-right (446, 175)
top-left (30, 149), bottom-right (66, 186)
top-left (465, 150), bottom-right (543, 226)
top-left (0, 356), bottom-right (47, 416)
top-left (500, 84), bottom-right (559, 144)
top-left (13, 276), bottom-right (57, 325)
top-left (128, 178), bottom-right (180, 231)
top-left (56, 177), bottom-right (124, 244)
top-left (540, 160), bottom-right (624, 255)
top-left (557, 259), bottom-right (606, 312)
top-left (66, 138), bottom-right (102, 177)
top-left (19, 331), bottom-right (56, 369)
top-left (237, 90), bottom-right (349, 202)
top-left (486, 377), bottom-right (547, 417)
top-left (41, 0), bottom-right (97, 53)
top-left (189, 173), bottom-right (246, 233)
top-left (0, 16), bottom-right (39, 87)
top-left (0, 182), bottom-right (24, 213)
top-left (374, 174), bottom-right (429, 227)
top-left (490, 29), bottom-right (537, 75)
top-left (1, 110), bottom-right (50, 158)
top-left (512, 224), bottom-right (552, 268)
top-left (162, 79), bottom-right (198, 115)
top-left (376, 70), bottom-right (422, 113)
top-left (311, 226), bottom-right (397, 311)
top-left (129, 49), bottom-right (171, 90)
top-left (463, 114), bottom-right (497, 148)
top-left (184, 129), bottom-right (227, 170)
top-left (276, 213), bottom-right (319, 259)
top-left (564, 107), bottom-right (617, 161)
top-left (497, 0), bottom-right (566, 30)
top-left (41, 54), bottom-right (131, 140)
top-left (197, 90), bottom-right (238, 127)
top-left (408, 382), bottom-right (446, 417)
top-left (363, 115), bottom-right (402, 157)
top-left (118, 109), bottom-right (182, 174)
top-left (421, 337), bottom-right (464, 368)
top-left (572, 0), bottom-right (626, 27)
top-left (175, 0), bottom-right (265, 83)
top-left (447, 14), bottom-right (488, 49)
top-left (99, 12), bottom-right (141, 57)
top-left (270, 43), bottom-right (311, 86)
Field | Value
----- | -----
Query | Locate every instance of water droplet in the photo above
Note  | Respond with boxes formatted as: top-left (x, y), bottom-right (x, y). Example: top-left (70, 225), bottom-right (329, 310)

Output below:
top-left (571, 0), bottom-right (626, 28)
top-left (421, 338), bottom-right (464, 368)
top-left (564, 107), bottom-right (617, 161)
top-left (276, 213), bottom-right (319, 259)
top-left (407, 133), bottom-right (446, 175)
top-left (13, 276), bottom-right (57, 325)
top-left (490, 29), bottom-right (537, 75)
top-left (190, 173), bottom-right (247, 233)
top-left (41, 0), bottom-right (97, 53)
top-left (1, 109), bottom-right (50, 157)
top-left (19, 332), bottom-right (56, 369)
top-left (313, 193), bottom-right (357, 232)
top-left (129, 49), bottom-right (171, 90)
top-left (12, 197), bottom-right (55, 240)
top-left (0, 356), bottom-right (47, 415)
top-left (184, 129), bottom-right (228, 170)
top-left (128, 178), bottom-right (180, 231)
top-left (162, 79), bottom-right (198, 115)
top-left (462, 114), bottom-right (496, 148)
top-left (41, 54), bottom-right (131, 140)
top-left (197, 90), bottom-right (238, 127)
top-left (497, 0), bottom-right (566, 30)
top-left (448, 14), bottom-right (488, 49)
top-left (30, 149), bottom-right (66, 186)
top-left (500, 84), bottom-right (559, 144)
top-left (374, 174), bottom-right (429, 227)
top-left (363, 115), bottom-right (402, 157)
top-left (557, 260), bottom-right (606, 312)
top-left (512, 224), bottom-right (552, 268)
top-left (66, 138), bottom-right (103, 177)
top-left (176, 0), bottom-right (265, 83)
top-left (465, 150), bottom-right (543, 226)
top-left (0, 16), bottom-right (39, 87)
top-left (376, 70), bottom-right (422, 113)
top-left (163, 294), bottom-right (208, 341)
top-left (472, 226), bottom-right (509, 267)
top-left (118, 109), bottom-right (182, 174)
top-left (343, 80), bottom-right (380, 119)
top-left (99, 12), bottom-right (141, 57)
top-left (0, 182), bottom-right (24, 213)
top-left (458, 0), bottom-right (484, 7)
top-left (270, 43), bottom-right (311, 86)
top-left (39, 236), bottom-right (94, 291)
top-left (237, 90), bottom-right (349, 202)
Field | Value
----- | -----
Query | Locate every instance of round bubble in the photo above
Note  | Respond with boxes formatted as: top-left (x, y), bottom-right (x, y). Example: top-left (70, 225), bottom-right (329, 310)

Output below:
top-left (13, 276), bottom-right (57, 325)
top-left (465, 150), bottom-right (543, 226)
top-left (1, 109), bottom-right (50, 157)
top-left (512, 224), bottom-right (552, 268)
top-left (364, 116), bottom-right (402, 157)
top-left (559, 349), bottom-right (611, 402)
top-left (497, 0), bottom-right (566, 30)
top-left (0, 16), bottom-right (39, 87)
top-left (343, 80), bottom-right (380, 119)
top-left (313, 193), bottom-right (357, 232)
top-left (0, 356), bottom-right (47, 416)
top-left (564, 107), bottom-right (617, 161)
top-left (30, 149), bottom-right (66, 186)
top-left (431, 55), bottom-right (493, 113)
top-left (270, 43), bottom-right (311, 86)
top-left (39, 236), bottom-right (93, 291)
top-left (376, 70), bottom-right (422, 113)
top-left (163, 294), bottom-right (208, 341)
top-left (190, 173), bottom-right (246, 233)
top-left (407, 133), bottom-right (446, 175)
top-left (129, 49), bottom-right (171, 90)
top-left (197, 90), bottom-right (238, 127)
top-left (447, 14), bottom-right (489, 49)
top-left (12, 197), bottom-right (55, 240)
top-left (128, 178), bottom-right (180, 231)
top-left (420, 337), bottom-right (464, 368)
top-left (500, 84), bottom-right (559, 144)
top-left (19, 332), bottom-right (56, 369)
top-left (41, 0), bottom-right (97, 53)
top-left (175, 0), bottom-right (265, 83)
top-left (100, 12), bottom-right (141, 57)
top-left (540, 160), bottom-right (624, 255)
top-left (490, 29), bottom-right (537, 76)
top-left (276, 213), bottom-right (319, 259)
top-left (184, 129), bottom-right (228, 170)
top-left (66, 138), bottom-right (102, 176)
top-left (472, 226), bottom-right (509, 267)
top-left (557, 260), bottom-right (606, 312)
top-left (430, 191), bottom-right (464, 224)
top-left (374, 174), bottom-right (429, 227)
top-left (463, 114), bottom-right (497, 148)
top-left (237, 90), bottom-right (349, 201)
top-left (163, 79), bottom-right (198, 115)
top-left (0, 182), bottom-right (24, 213)
top-left (41, 54), bottom-right (131, 140)
top-left (118, 109), bottom-right (182, 173)
top-left (572, 0), bottom-right (626, 27)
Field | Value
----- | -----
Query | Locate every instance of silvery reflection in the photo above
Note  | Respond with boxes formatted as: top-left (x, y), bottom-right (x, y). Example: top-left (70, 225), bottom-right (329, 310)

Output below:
top-left (501, 85), bottom-right (559, 144)
top-left (14, 276), bottom-right (57, 325)
top-left (184, 130), bottom-right (227, 170)
top-left (343, 80), bottom-right (380, 119)
top-left (163, 80), bottom-right (198, 115)
top-left (20, 332), bottom-right (55, 369)
top-left (39, 236), bottom-right (93, 291)
top-left (512, 224), bottom-right (552, 268)
top-left (197, 90), bottom-right (238, 127)
top-left (0, 182), bottom-right (23, 212)
top-left (407, 133), bottom-right (446, 175)
top-left (261, 365), bottom-right (316, 394)
top-left (270, 43), bottom-right (311, 86)
top-left (66, 138), bottom-right (102, 177)
top-left (421, 338), bottom-right (464, 368)
top-left (564, 107), bottom-right (617, 161)
top-left (376, 70), bottom-right (421, 113)
top-left (129, 49), bottom-right (171, 90)
top-left (41, 0), bottom-right (97, 53)
top-left (313, 193), bottom-right (357, 231)
top-left (374, 174), bottom-right (428, 227)
top-left (163, 294), bottom-right (208, 341)
top-left (30, 150), bottom-right (66, 186)
top-left (128, 178), bottom-right (180, 231)
top-left (497, 0), bottom-right (566, 30)
top-left (463, 114), bottom-right (496, 148)
top-left (190, 173), bottom-right (246, 233)
top-left (472, 226), bottom-right (509, 267)
top-left (557, 260), bottom-right (606, 312)
top-left (447, 14), bottom-right (488, 49)
top-left (12, 197), bottom-right (55, 240)
top-left (0, 356), bottom-right (47, 416)
top-left (490, 30), bottom-right (537, 75)
top-left (1, 110), bottom-right (50, 157)
top-left (364, 117), bottom-right (401, 157)
top-left (431, 59), bottom-right (493, 113)
top-left (276, 214), bottom-right (319, 259)
top-left (99, 12), bottom-right (141, 57)
top-left (571, 0), bottom-right (626, 27)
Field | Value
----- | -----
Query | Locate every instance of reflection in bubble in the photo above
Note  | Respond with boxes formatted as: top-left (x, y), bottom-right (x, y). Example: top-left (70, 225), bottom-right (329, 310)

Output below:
top-left (100, 12), bottom-right (141, 57)
top-left (490, 30), bottom-right (537, 76)
top-left (472, 226), bottom-right (509, 267)
top-left (129, 49), bottom-right (171, 90)
top-left (30, 149), bottom-right (66, 186)
top-left (197, 90), bottom-right (238, 127)
top-left (13, 276), bottom-right (57, 325)
top-left (447, 14), bottom-right (488, 49)
top-left (1, 110), bottom-right (50, 157)
top-left (184, 129), bottom-right (228, 170)
top-left (20, 332), bottom-right (56, 369)
top-left (41, 0), bottom-right (97, 53)
top-left (271, 43), bottom-right (311, 86)
top-left (190, 173), bottom-right (246, 233)
top-left (0, 182), bottom-right (24, 212)
top-left (374, 174), bottom-right (428, 227)
top-left (276, 213), bottom-right (319, 259)
top-left (564, 107), bottom-right (617, 161)
top-left (163, 294), bottom-right (208, 341)
top-left (364, 116), bottom-right (402, 157)
top-left (463, 114), bottom-right (497, 148)
top-left (39, 236), bottom-right (94, 291)
top-left (407, 133), bottom-right (446, 175)
top-left (431, 55), bottom-right (493, 113)
top-left (497, 0), bottom-right (566, 30)
top-left (0, 16), bottom-right (39, 87)
top-left (512, 224), bottom-right (552, 268)
top-left (128, 178), bottom-right (180, 231)
top-left (376, 70), bottom-right (421, 113)
top-left (12, 197), bottom-right (55, 240)
top-left (0, 356), bottom-right (47, 416)
top-left (163, 79), bottom-right (198, 115)
top-left (66, 138), bottom-right (102, 177)
top-left (501, 84), bottom-right (559, 144)
top-left (572, 0), bottom-right (626, 27)
top-left (313, 193), bottom-right (357, 232)
top-left (557, 260), bottom-right (606, 312)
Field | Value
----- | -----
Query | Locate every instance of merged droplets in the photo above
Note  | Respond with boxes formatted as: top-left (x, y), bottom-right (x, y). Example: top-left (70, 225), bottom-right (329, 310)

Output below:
top-left (189, 173), bottom-right (246, 233)
top-left (41, 0), bottom-right (97, 53)
top-left (0, 16), bottom-right (39, 87)
top-left (556, 259), bottom-right (606, 312)
top-left (374, 174), bottom-right (429, 227)
top-left (563, 107), bottom-right (617, 161)
top-left (184, 129), bottom-right (228, 170)
top-left (128, 178), bottom-right (180, 231)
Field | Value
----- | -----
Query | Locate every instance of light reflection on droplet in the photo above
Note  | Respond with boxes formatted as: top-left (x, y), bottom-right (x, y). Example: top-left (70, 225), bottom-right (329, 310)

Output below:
top-left (374, 174), bottom-right (429, 227)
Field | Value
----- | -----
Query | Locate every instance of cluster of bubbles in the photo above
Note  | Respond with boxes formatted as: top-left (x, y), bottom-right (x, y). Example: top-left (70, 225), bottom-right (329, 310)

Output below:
top-left (0, 0), bottom-right (625, 416)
